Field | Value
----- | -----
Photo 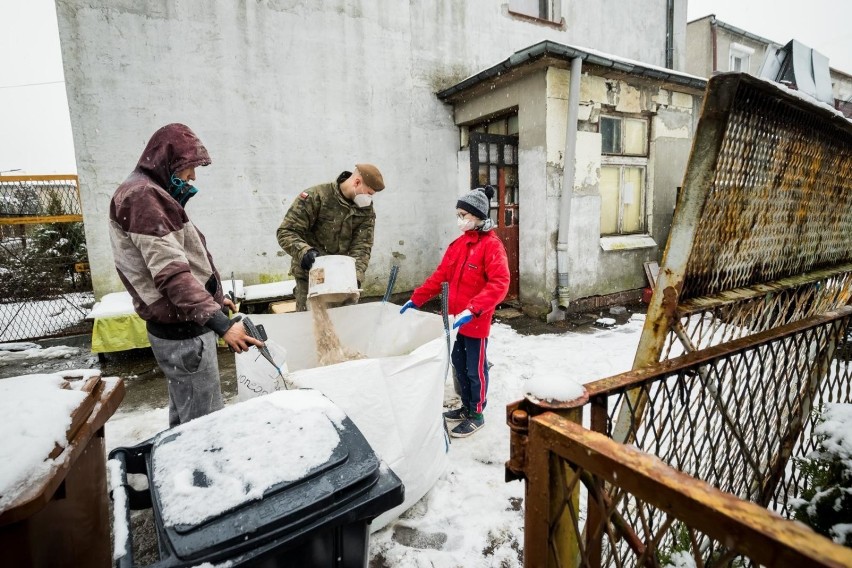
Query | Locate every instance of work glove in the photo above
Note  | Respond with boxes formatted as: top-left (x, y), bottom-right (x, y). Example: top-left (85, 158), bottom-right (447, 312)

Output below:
top-left (453, 309), bottom-right (473, 329)
top-left (300, 248), bottom-right (319, 271)
top-left (399, 300), bottom-right (418, 314)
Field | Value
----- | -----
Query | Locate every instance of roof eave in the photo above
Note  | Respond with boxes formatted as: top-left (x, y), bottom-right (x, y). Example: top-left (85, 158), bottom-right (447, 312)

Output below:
top-left (437, 40), bottom-right (707, 103)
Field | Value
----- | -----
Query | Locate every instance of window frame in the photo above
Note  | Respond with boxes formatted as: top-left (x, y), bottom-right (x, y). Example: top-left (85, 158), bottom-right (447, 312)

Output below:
top-left (729, 42), bottom-right (754, 73)
top-left (600, 157), bottom-right (648, 236)
top-left (600, 115), bottom-right (649, 157)
top-left (508, 0), bottom-right (563, 25)
top-left (597, 113), bottom-right (651, 237)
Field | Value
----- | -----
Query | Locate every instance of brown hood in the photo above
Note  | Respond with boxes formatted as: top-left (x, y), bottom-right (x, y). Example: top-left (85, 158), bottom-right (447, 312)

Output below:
top-left (135, 123), bottom-right (211, 189)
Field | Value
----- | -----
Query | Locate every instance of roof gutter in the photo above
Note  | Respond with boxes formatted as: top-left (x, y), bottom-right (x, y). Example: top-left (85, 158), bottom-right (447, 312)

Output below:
top-left (437, 40), bottom-right (706, 101)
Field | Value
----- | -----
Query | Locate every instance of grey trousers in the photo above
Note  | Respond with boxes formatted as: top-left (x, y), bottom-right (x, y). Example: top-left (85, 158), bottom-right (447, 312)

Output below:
top-left (148, 331), bottom-right (224, 428)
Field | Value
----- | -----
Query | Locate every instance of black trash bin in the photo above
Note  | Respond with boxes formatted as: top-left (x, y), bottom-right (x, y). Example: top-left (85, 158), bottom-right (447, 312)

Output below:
top-left (109, 390), bottom-right (403, 568)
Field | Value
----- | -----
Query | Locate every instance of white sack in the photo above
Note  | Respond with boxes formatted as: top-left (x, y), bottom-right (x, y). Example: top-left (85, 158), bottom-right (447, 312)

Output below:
top-left (244, 302), bottom-right (451, 531)
top-left (235, 341), bottom-right (290, 400)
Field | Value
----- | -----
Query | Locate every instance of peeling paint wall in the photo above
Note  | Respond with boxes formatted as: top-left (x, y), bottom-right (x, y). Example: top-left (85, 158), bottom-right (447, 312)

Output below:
top-left (534, 68), bottom-right (697, 303)
top-left (55, 0), bottom-right (687, 299)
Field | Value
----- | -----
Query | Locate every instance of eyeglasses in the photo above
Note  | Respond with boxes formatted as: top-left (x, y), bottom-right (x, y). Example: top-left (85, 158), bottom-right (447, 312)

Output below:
top-left (456, 212), bottom-right (472, 220)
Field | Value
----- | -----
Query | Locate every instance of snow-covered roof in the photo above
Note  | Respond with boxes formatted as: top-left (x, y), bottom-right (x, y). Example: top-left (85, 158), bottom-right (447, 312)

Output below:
top-left (437, 39), bottom-right (707, 101)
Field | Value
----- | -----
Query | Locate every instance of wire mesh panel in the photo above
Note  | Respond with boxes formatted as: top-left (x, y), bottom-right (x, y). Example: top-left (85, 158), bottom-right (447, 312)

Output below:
top-left (523, 413), bottom-right (852, 568)
top-left (0, 175), bottom-right (93, 341)
top-left (580, 308), bottom-right (852, 563)
top-left (638, 74), bottom-right (852, 369)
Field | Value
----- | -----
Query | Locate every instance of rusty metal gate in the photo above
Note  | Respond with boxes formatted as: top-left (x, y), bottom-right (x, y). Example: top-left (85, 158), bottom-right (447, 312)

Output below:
top-left (0, 175), bottom-right (93, 342)
top-left (507, 73), bottom-right (852, 567)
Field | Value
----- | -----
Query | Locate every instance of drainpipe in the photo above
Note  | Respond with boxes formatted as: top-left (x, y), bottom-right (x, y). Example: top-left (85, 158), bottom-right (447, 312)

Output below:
top-left (710, 15), bottom-right (718, 73)
top-left (665, 0), bottom-right (674, 69)
top-left (555, 56), bottom-right (582, 310)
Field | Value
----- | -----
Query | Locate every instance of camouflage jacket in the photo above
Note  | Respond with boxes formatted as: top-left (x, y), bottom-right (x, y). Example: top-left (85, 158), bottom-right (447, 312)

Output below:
top-left (276, 181), bottom-right (375, 282)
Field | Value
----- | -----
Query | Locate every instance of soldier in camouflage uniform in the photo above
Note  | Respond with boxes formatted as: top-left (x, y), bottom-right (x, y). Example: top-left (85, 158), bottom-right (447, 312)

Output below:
top-left (277, 164), bottom-right (385, 311)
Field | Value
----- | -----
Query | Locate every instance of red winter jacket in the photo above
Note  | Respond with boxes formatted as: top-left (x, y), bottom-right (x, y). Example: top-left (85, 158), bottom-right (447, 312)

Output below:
top-left (411, 229), bottom-right (510, 338)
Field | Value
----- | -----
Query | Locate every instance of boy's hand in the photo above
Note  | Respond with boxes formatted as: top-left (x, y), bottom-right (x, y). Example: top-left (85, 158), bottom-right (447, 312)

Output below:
top-left (400, 300), bottom-right (418, 314)
top-left (453, 309), bottom-right (473, 329)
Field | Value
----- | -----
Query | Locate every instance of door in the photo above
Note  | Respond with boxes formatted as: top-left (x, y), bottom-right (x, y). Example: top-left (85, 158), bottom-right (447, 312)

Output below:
top-left (469, 133), bottom-right (519, 300)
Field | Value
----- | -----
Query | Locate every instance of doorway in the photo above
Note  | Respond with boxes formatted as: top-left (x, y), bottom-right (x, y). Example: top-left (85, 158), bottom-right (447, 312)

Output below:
top-left (469, 132), bottom-right (519, 300)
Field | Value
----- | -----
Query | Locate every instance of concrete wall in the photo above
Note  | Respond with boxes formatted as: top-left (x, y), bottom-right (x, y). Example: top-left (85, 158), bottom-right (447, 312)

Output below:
top-left (685, 16), bottom-right (713, 78)
top-left (55, 0), bottom-right (686, 300)
top-left (687, 17), bottom-right (773, 76)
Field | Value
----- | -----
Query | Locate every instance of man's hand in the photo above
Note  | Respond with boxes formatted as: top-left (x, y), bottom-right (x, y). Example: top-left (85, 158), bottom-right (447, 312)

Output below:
top-left (300, 248), bottom-right (319, 271)
top-left (223, 320), bottom-right (265, 353)
top-left (453, 309), bottom-right (473, 329)
top-left (223, 297), bottom-right (237, 313)
top-left (399, 300), bottom-right (418, 314)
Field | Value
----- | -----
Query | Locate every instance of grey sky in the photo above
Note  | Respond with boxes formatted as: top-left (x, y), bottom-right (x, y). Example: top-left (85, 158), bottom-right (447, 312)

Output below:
top-left (1, 1), bottom-right (850, 174)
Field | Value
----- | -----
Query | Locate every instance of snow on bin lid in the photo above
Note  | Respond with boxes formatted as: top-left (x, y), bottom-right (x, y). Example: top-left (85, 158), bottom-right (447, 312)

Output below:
top-left (151, 389), bottom-right (347, 527)
top-left (0, 372), bottom-right (101, 513)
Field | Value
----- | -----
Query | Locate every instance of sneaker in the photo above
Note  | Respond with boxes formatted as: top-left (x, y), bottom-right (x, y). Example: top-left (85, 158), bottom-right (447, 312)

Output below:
top-left (443, 406), bottom-right (469, 424)
top-left (450, 416), bottom-right (484, 438)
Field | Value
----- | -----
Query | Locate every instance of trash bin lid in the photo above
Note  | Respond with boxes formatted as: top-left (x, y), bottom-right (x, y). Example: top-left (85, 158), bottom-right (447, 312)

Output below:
top-left (0, 372), bottom-right (124, 525)
top-left (148, 389), bottom-right (403, 562)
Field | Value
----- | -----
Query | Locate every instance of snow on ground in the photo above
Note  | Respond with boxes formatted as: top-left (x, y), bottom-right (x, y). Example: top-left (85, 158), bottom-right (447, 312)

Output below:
top-left (104, 315), bottom-right (647, 566)
top-left (0, 344), bottom-right (80, 361)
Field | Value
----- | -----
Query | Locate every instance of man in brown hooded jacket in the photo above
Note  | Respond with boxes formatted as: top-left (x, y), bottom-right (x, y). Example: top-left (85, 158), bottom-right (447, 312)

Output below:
top-left (109, 123), bottom-right (262, 427)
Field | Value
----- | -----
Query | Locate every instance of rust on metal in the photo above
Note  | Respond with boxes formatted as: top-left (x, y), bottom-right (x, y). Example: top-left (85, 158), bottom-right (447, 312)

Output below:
top-left (530, 412), bottom-right (852, 568)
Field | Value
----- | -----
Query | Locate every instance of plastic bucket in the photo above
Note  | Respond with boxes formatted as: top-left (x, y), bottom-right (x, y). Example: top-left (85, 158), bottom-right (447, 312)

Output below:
top-left (308, 255), bottom-right (360, 303)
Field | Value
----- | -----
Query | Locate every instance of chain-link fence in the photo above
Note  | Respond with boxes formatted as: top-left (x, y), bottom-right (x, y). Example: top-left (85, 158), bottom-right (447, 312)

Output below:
top-left (0, 175), bottom-right (93, 341)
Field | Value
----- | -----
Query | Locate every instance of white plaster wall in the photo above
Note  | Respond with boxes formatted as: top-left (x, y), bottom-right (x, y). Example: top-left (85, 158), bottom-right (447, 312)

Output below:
top-left (55, 0), bottom-right (687, 299)
top-left (685, 17), bottom-right (713, 78)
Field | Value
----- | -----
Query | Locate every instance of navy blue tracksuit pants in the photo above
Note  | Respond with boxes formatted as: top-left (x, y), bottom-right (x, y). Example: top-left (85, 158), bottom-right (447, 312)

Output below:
top-left (451, 333), bottom-right (489, 415)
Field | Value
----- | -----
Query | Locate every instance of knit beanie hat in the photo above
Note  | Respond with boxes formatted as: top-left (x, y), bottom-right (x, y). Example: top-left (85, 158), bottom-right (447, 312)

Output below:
top-left (456, 186), bottom-right (494, 220)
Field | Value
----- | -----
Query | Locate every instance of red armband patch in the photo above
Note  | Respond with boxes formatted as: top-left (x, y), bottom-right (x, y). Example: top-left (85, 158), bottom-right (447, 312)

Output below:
top-left (299, 192), bottom-right (309, 199)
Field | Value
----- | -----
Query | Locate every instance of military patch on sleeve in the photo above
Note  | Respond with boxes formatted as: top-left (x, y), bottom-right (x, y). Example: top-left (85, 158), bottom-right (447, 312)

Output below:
top-left (299, 192), bottom-right (309, 199)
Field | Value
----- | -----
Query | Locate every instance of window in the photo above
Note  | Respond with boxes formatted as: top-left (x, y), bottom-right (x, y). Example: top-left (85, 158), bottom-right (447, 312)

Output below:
top-left (600, 165), bottom-right (646, 235)
top-left (600, 116), bottom-right (647, 156)
top-left (461, 113), bottom-right (518, 149)
top-left (729, 42), bottom-right (754, 73)
top-left (599, 115), bottom-right (649, 236)
top-left (509, 0), bottom-right (560, 23)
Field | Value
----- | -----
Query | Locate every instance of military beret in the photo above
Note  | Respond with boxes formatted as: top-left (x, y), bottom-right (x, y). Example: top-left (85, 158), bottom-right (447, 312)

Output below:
top-left (355, 163), bottom-right (385, 191)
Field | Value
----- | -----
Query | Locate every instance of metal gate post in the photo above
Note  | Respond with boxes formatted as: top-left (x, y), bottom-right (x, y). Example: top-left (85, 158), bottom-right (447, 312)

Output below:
top-left (507, 393), bottom-right (588, 567)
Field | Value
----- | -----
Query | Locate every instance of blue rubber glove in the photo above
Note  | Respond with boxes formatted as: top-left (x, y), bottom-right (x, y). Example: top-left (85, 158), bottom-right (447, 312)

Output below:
top-left (453, 309), bottom-right (473, 329)
top-left (399, 300), bottom-right (418, 314)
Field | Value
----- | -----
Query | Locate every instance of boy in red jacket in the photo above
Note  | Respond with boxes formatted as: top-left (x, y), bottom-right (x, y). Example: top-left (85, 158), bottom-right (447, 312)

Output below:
top-left (400, 186), bottom-right (510, 437)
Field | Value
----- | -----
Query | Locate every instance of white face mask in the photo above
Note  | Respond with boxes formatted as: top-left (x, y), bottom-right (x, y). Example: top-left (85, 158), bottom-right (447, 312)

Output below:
top-left (457, 217), bottom-right (476, 232)
top-left (353, 190), bottom-right (372, 208)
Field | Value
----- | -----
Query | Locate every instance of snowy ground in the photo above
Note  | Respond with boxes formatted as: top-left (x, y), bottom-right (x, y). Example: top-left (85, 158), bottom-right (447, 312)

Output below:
top-left (104, 315), bottom-right (647, 567)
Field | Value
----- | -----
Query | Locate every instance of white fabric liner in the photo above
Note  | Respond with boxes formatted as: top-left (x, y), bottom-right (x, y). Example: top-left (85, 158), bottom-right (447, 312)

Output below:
top-left (237, 302), bottom-right (450, 531)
